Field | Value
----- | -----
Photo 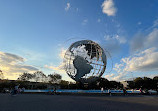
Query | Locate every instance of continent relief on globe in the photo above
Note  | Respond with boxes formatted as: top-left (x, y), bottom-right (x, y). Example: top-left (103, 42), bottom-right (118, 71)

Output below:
top-left (73, 56), bottom-right (93, 81)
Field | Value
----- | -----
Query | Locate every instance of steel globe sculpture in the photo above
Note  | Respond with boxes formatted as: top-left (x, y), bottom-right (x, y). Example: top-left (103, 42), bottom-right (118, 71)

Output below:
top-left (64, 40), bottom-right (107, 83)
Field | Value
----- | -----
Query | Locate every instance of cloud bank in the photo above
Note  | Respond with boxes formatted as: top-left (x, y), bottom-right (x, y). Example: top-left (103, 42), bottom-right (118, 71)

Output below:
top-left (102, 0), bottom-right (117, 16)
top-left (0, 51), bottom-right (38, 80)
top-left (123, 47), bottom-right (158, 72)
top-left (130, 28), bottom-right (158, 52)
top-left (44, 48), bottom-right (67, 77)
top-left (130, 19), bottom-right (158, 52)
top-left (102, 34), bottom-right (126, 56)
top-left (65, 3), bottom-right (70, 11)
top-left (107, 19), bottom-right (158, 81)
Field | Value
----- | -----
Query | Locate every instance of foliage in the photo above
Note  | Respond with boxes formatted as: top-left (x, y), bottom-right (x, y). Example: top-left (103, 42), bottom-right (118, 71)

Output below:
top-left (33, 71), bottom-right (47, 82)
top-left (133, 77), bottom-right (144, 88)
top-left (18, 72), bottom-right (33, 81)
top-left (153, 76), bottom-right (158, 81)
top-left (127, 76), bottom-right (158, 89)
top-left (48, 73), bottom-right (62, 84)
top-left (18, 71), bottom-right (62, 84)
top-left (0, 70), bottom-right (3, 79)
top-left (59, 80), bottom-right (69, 89)
top-left (74, 78), bottom-right (123, 90)
top-left (1, 71), bottom-right (158, 90)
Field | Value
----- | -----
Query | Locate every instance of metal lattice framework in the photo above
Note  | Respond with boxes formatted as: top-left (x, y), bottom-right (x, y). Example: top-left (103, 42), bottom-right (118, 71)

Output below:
top-left (64, 40), bottom-right (107, 83)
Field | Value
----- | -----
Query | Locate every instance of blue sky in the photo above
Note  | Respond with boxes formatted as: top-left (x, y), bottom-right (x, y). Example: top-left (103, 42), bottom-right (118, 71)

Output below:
top-left (0, 0), bottom-right (158, 81)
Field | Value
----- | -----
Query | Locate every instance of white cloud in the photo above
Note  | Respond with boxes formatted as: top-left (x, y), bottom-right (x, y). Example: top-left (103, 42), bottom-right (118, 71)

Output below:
top-left (114, 63), bottom-right (123, 73)
top-left (131, 19), bottom-right (158, 52)
top-left (45, 61), bottom-right (74, 82)
top-left (130, 32), bottom-right (145, 52)
top-left (146, 28), bottom-right (158, 46)
top-left (130, 28), bottom-right (158, 52)
top-left (45, 62), bottom-right (74, 81)
top-left (112, 73), bottom-right (125, 81)
top-left (107, 19), bottom-right (158, 81)
top-left (138, 22), bottom-right (142, 25)
top-left (124, 47), bottom-right (158, 72)
top-left (112, 47), bottom-right (158, 81)
top-left (97, 19), bottom-right (101, 23)
top-left (0, 52), bottom-right (38, 80)
top-left (59, 48), bottom-right (66, 59)
top-left (105, 73), bottom-right (115, 79)
top-left (45, 63), bottom-right (65, 74)
top-left (45, 48), bottom-right (66, 73)
top-left (112, 62), bottom-right (127, 81)
top-left (152, 19), bottom-right (158, 28)
top-left (82, 19), bottom-right (88, 25)
top-left (65, 3), bottom-right (70, 11)
top-left (76, 8), bottom-right (79, 12)
top-left (101, 0), bottom-right (117, 16)
top-left (104, 34), bottom-right (126, 44)
top-left (44, 47), bottom-right (69, 80)
top-left (102, 34), bottom-right (126, 56)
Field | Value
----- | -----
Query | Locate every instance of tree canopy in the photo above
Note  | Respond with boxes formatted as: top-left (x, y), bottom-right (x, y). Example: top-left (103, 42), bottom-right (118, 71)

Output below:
top-left (0, 70), bottom-right (3, 79)
top-left (48, 73), bottom-right (62, 84)
top-left (18, 72), bottom-right (33, 81)
top-left (18, 71), bottom-right (62, 84)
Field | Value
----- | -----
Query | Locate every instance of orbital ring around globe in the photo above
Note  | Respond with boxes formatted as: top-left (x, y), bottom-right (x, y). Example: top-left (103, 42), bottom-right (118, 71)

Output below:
top-left (63, 40), bottom-right (107, 83)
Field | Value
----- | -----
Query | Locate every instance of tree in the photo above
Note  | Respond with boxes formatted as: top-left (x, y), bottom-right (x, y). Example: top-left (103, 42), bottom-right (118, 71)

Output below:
top-left (33, 71), bottom-right (47, 83)
top-left (128, 81), bottom-right (135, 89)
top-left (0, 70), bottom-right (3, 80)
top-left (153, 76), bottom-right (158, 90)
top-left (109, 81), bottom-right (122, 89)
top-left (134, 77), bottom-right (144, 88)
top-left (88, 77), bottom-right (110, 90)
top-left (48, 73), bottom-right (62, 84)
top-left (97, 78), bottom-right (110, 89)
top-left (18, 71), bottom-right (47, 82)
top-left (143, 77), bottom-right (153, 89)
top-left (59, 80), bottom-right (69, 89)
top-left (153, 76), bottom-right (158, 81)
top-left (18, 72), bottom-right (33, 81)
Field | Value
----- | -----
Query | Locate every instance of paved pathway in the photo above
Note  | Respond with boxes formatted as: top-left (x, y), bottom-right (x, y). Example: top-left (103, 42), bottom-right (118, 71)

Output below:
top-left (0, 94), bottom-right (157, 111)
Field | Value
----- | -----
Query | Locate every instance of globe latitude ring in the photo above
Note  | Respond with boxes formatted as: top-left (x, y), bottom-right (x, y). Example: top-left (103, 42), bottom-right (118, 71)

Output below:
top-left (64, 40), bottom-right (107, 83)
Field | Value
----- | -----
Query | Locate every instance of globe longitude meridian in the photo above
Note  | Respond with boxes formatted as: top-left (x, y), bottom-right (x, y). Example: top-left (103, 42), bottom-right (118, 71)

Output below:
top-left (64, 40), bottom-right (107, 83)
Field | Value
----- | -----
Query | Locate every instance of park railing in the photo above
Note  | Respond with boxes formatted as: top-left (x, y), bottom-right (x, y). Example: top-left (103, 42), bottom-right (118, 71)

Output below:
top-left (24, 89), bottom-right (141, 94)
